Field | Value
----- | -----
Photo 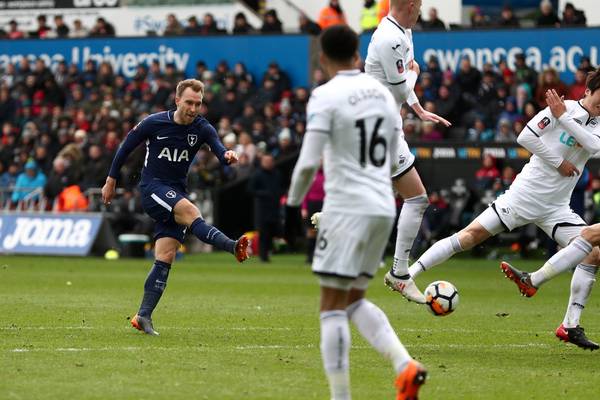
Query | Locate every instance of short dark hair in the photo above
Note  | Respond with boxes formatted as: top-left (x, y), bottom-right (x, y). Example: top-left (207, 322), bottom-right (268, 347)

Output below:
top-left (320, 25), bottom-right (358, 63)
top-left (586, 68), bottom-right (600, 94)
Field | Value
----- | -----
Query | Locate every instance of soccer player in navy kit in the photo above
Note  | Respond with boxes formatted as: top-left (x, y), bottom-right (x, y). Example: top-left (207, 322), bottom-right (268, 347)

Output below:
top-left (102, 79), bottom-right (249, 335)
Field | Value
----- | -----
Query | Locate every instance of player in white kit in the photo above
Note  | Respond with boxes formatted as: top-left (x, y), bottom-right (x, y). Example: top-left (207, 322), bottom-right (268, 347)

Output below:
top-left (364, 0), bottom-right (451, 303)
top-left (410, 69), bottom-right (600, 350)
top-left (287, 26), bottom-right (427, 400)
top-left (500, 76), bottom-right (600, 350)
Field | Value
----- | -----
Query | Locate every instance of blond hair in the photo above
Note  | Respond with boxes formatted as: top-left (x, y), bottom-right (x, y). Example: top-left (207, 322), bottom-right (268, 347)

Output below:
top-left (175, 79), bottom-right (205, 98)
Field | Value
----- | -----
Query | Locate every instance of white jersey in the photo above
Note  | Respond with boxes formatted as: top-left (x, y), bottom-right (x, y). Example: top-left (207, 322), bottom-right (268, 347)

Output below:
top-left (306, 70), bottom-right (400, 217)
top-left (365, 15), bottom-right (416, 106)
top-left (507, 100), bottom-right (600, 218)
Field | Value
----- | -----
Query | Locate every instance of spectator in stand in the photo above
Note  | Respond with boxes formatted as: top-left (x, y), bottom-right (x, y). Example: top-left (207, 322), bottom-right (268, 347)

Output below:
top-left (201, 13), bottom-right (226, 35)
top-left (535, 68), bottom-right (568, 108)
top-left (11, 159), bottom-right (46, 205)
top-left (360, 0), bottom-right (379, 32)
top-left (494, 118), bottom-right (516, 143)
top-left (456, 57), bottom-right (482, 108)
top-left (536, 0), bottom-right (560, 28)
top-left (262, 62), bottom-right (291, 99)
top-left (497, 5), bottom-right (520, 28)
top-left (43, 157), bottom-right (75, 205)
top-left (562, 2), bottom-right (586, 27)
top-left (31, 15), bottom-right (51, 38)
top-left (568, 68), bottom-right (588, 100)
top-left (7, 20), bottom-right (24, 39)
top-left (422, 7), bottom-right (446, 31)
top-left (578, 56), bottom-right (594, 72)
top-left (421, 120), bottom-right (443, 141)
top-left (467, 117), bottom-right (494, 142)
top-left (232, 12), bottom-right (255, 34)
top-left (248, 153), bottom-right (283, 262)
top-left (470, 7), bottom-right (490, 28)
top-left (53, 15), bottom-right (70, 38)
top-left (514, 53), bottom-right (538, 92)
top-left (1, 162), bottom-right (20, 191)
top-left (184, 16), bottom-right (203, 35)
top-left (90, 17), bottom-right (115, 37)
top-left (299, 13), bottom-right (321, 35)
top-left (475, 154), bottom-right (500, 191)
top-left (261, 9), bottom-right (283, 33)
top-left (301, 167), bottom-right (324, 263)
top-left (71, 19), bottom-right (88, 38)
top-left (163, 14), bottom-right (183, 36)
top-left (318, 0), bottom-right (346, 29)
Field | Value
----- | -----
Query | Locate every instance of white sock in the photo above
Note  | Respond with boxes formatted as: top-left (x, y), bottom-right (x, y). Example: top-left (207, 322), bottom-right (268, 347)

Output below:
top-left (408, 233), bottom-right (463, 278)
top-left (347, 299), bottom-right (411, 374)
top-left (320, 310), bottom-right (351, 400)
top-left (562, 264), bottom-right (597, 328)
top-left (530, 237), bottom-right (593, 287)
top-left (392, 194), bottom-right (429, 277)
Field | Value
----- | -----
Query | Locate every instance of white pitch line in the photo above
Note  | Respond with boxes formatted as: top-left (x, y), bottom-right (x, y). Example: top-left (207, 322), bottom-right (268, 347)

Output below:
top-left (8, 342), bottom-right (552, 353)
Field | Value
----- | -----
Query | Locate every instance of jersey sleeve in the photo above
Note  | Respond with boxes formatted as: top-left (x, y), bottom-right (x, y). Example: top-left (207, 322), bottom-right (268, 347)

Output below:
top-left (525, 107), bottom-right (558, 137)
top-left (558, 112), bottom-right (600, 154)
top-left (108, 116), bottom-right (152, 179)
top-left (306, 90), bottom-right (332, 135)
top-left (375, 37), bottom-right (417, 104)
top-left (202, 123), bottom-right (227, 164)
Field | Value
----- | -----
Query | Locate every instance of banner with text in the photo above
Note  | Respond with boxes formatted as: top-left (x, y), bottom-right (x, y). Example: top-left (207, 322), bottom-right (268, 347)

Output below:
top-left (0, 35), bottom-right (310, 86)
top-left (0, 213), bottom-right (103, 255)
top-left (360, 27), bottom-right (600, 82)
top-left (0, 0), bottom-right (119, 9)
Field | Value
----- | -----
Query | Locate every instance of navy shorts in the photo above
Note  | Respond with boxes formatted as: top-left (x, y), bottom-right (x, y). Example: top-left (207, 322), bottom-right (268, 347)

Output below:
top-left (140, 181), bottom-right (188, 243)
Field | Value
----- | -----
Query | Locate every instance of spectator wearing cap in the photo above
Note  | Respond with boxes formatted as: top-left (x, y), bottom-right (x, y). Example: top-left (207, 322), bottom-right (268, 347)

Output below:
top-left (7, 20), bottom-right (24, 39)
top-left (318, 0), bottom-right (346, 29)
top-left (11, 159), bottom-right (47, 204)
top-left (261, 9), bottom-right (283, 33)
top-left (497, 6), bottom-right (520, 28)
top-left (562, 2), bottom-right (586, 26)
top-left (536, 0), bottom-right (560, 27)
top-left (232, 12), bottom-right (255, 34)
top-left (184, 16), bottom-right (203, 35)
top-left (422, 7), bottom-right (446, 31)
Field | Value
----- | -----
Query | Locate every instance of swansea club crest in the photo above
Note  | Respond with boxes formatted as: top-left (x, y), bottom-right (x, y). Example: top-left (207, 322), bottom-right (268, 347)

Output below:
top-left (188, 133), bottom-right (198, 146)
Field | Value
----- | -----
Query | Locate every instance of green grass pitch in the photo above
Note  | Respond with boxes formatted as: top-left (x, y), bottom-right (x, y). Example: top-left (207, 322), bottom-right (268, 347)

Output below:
top-left (1, 253), bottom-right (599, 399)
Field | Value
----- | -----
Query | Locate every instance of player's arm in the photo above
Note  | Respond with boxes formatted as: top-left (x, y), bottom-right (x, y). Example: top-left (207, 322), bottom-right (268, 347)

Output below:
top-left (518, 108), bottom-right (579, 177)
top-left (547, 89), bottom-right (600, 154)
top-left (204, 124), bottom-right (238, 165)
top-left (377, 39), bottom-right (418, 105)
top-left (287, 92), bottom-right (330, 207)
top-left (102, 118), bottom-right (151, 204)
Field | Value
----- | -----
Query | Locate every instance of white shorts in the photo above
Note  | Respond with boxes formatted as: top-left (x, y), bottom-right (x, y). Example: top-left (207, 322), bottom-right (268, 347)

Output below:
top-left (313, 212), bottom-right (395, 290)
top-left (391, 125), bottom-right (415, 179)
top-left (476, 194), bottom-right (586, 247)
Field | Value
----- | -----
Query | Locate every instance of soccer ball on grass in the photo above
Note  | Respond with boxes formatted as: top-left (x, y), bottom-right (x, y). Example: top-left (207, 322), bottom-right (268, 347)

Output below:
top-left (424, 280), bottom-right (459, 316)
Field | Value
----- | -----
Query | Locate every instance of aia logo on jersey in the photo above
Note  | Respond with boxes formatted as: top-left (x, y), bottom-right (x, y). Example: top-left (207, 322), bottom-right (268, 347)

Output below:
top-left (396, 59), bottom-right (404, 74)
top-left (188, 134), bottom-right (198, 147)
top-left (538, 117), bottom-right (550, 130)
top-left (166, 190), bottom-right (176, 199)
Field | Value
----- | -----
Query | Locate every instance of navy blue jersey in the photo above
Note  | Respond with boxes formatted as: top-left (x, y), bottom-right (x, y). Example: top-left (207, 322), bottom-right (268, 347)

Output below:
top-left (108, 110), bottom-right (227, 188)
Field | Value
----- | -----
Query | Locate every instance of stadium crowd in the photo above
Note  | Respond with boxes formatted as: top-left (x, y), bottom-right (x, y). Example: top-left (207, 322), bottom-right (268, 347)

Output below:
top-left (0, 1), bottom-right (589, 39)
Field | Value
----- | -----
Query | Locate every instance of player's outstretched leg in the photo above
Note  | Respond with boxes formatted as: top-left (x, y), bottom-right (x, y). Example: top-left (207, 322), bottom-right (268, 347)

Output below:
top-left (189, 217), bottom-right (249, 262)
top-left (500, 261), bottom-right (538, 297)
top-left (347, 298), bottom-right (427, 399)
top-left (555, 324), bottom-right (599, 351)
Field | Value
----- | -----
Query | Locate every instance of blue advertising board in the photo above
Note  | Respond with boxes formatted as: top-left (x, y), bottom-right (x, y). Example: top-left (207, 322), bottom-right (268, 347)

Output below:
top-left (360, 27), bottom-right (599, 82)
top-left (0, 212), bottom-right (103, 256)
top-left (0, 35), bottom-right (311, 87)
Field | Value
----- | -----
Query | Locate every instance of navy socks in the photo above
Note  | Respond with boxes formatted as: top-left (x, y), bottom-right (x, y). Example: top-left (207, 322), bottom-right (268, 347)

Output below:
top-left (138, 260), bottom-right (171, 318)
top-left (190, 217), bottom-right (236, 254)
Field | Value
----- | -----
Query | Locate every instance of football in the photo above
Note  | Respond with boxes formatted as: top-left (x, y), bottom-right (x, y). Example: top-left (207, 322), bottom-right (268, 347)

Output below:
top-left (424, 280), bottom-right (459, 316)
